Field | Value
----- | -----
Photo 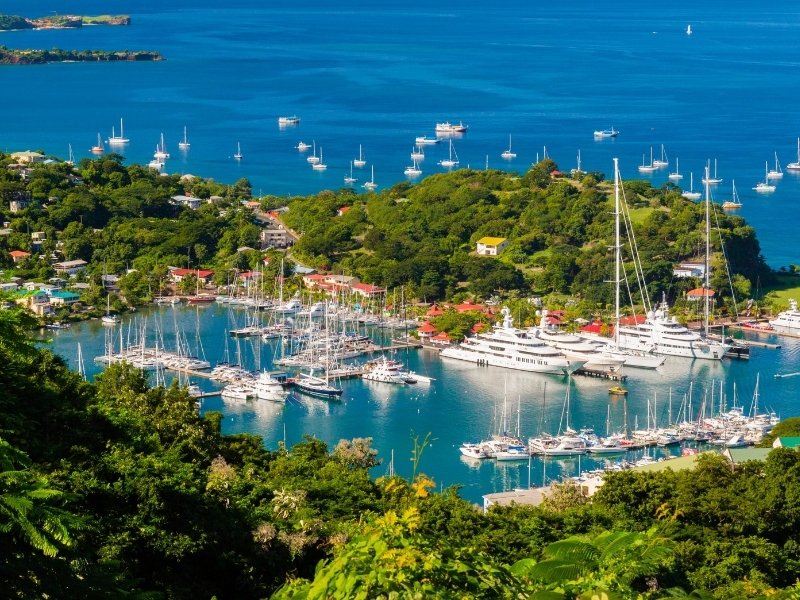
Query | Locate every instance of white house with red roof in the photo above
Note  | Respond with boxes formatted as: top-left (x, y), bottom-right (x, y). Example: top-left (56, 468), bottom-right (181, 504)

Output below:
top-left (351, 282), bottom-right (385, 298)
top-left (169, 268), bottom-right (215, 284)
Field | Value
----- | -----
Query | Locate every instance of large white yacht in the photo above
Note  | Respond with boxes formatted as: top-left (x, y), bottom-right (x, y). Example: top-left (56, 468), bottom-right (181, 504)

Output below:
top-left (769, 298), bottom-right (800, 332)
top-left (534, 311), bottom-right (624, 370)
top-left (440, 307), bottom-right (585, 375)
top-left (615, 296), bottom-right (731, 360)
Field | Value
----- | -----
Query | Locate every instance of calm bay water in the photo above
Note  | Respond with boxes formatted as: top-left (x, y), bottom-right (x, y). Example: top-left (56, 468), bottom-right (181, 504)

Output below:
top-left (10, 0), bottom-right (800, 501)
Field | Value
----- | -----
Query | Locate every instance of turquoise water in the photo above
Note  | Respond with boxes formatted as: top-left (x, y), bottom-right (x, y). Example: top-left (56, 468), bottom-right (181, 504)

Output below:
top-left (11, 0), bottom-right (800, 501)
top-left (3, 1), bottom-right (800, 266)
top-left (37, 304), bottom-right (800, 503)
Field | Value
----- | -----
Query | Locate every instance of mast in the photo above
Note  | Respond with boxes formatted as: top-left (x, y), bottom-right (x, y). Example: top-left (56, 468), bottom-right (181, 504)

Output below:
top-left (613, 157), bottom-right (621, 347)
top-left (704, 162), bottom-right (711, 337)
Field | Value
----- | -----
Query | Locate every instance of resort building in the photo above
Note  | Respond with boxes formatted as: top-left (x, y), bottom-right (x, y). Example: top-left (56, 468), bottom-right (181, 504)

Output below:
top-left (52, 259), bottom-right (88, 277)
top-left (673, 262), bottom-right (706, 279)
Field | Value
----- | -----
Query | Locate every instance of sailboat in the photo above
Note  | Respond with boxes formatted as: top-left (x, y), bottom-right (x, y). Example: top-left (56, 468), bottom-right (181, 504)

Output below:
top-left (293, 308), bottom-right (342, 399)
top-left (767, 152), bottom-right (784, 179)
top-left (410, 145), bottom-right (425, 161)
top-left (233, 141), bottom-right (243, 161)
top-left (101, 294), bottom-right (120, 326)
top-left (353, 144), bottom-right (366, 168)
top-left (501, 134), bottom-right (516, 159)
top-left (786, 137), bottom-right (800, 171)
top-left (686, 24), bottom-right (693, 35)
top-left (363, 165), bottom-right (377, 191)
top-left (668, 157), bottom-right (683, 180)
top-left (296, 141), bottom-right (311, 152)
top-left (91, 133), bottom-right (104, 155)
top-left (344, 160), bottom-right (357, 184)
top-left (638, 147), bottom-right (656, 173)
top-left (404, 158), bottom-right (422, 177)
top-left (652, 144), bottom-right (668, 168)
top-left (107, 118), bottom-right (129, 145)
top-left (66, 144), bottom-right (75, 166)
top-left (153, 132), bottom-right (170, 160)
top-left (701, 158), bottom-right (723, 184)
top-left (681, 172), bottom-right (702, 200)
top-left (312, 147), bottom-right (327, 170)
top-left (439, 138), bottom-right (459, 168)
top-left (722, 180), bottom-right (742, 209)
top-left (753, 161), bottom-right (776, 192)
top-left (306, 140), bottom-right (320, 164)
top-left (178, 126), bottom-right (190, 150)
top-left (570, 149), bottom-right (583, 175)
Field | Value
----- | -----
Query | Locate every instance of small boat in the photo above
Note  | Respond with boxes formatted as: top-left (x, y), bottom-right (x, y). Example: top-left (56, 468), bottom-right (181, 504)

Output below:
top-left (153, 132), bottom-right (170, 160)
top-left (681, 173), bottom-right (702, 200)
top-left (501, 134), bottom-right (516, 160)
top-left (593, 127), bottom-right (619, 138)
top-left (701, 158), bottom-right (722, 184)
top-left (344, 160), bottom-right (358, 184)
top-left (686, 24), bottom-right (692, 35)
top-left (293, 371), bottom-right (343, 399)
top-left (721, 180), bottom-right (742, 209)
top-left (439, 138), bottom-right (459, 168)
top-left (296, 141), bottom-right (311, 152)
top-left (363, 165), bottom-right (377, 191)
top-left (187, 295), bottom-right (216, 304)
top-left (652, 144), bottom-right (668, 168)
top-left (353, 144), bottom-right (366, 168)
top-left (101, 294), bottom-right (119, 326)
top-left (435, 121), bottom-right (468, 134)
top-left (753, 161), bottom-right (776, 192)
top-left (404, 158), bottom-right (422, 177)
top-left (786, 137), bottom-right (800, 171)
top-left (278, 115), bottom-right (300, 126)
top-left (638, 147), bottom-right (656, 173)
top-left (767, 152), bottom-right (784, 180)
top-left (178, 126), bottom-right (190, 150)
top-left (668, 157), bottom-right (683, 181)
top-left (608, 386), bottom-right (627, 395)
top-left (415, 136), bottom-right (440, 145)
top-left (233, 141), bottom-right (243, 161)
top-left (411, 145), bottom-right (425, 161)
top-left (459, 443), bottom-right (489, 459)
top-left (312, 147), bottom-right (327, 170)
top-left (306, 141), bottom-right (320, 164)
top-left (91, 133), bottom-right (104, 155)
top-left (107, 118), bottom-right (129, 145)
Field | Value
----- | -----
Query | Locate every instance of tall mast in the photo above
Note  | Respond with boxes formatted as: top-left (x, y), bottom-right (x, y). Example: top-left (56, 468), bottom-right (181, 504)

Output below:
top-left (704, 162), bottom-right (711, 337)
top-left (613, 157), bottom-right (621, 347)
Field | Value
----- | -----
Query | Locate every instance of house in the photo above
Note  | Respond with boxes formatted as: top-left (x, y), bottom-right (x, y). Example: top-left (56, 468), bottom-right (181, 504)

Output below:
top-left (47, 289), bottom-right (81, 306)
top-left (15, 289), bottom-right (54, 316)
top-left (351, 282), bottom-right (385, 298)
top-left (416, 321), bottom-right (437, 340)
top-left (673, 261), bottom-right (706, 279)
top-left (8, 191), bottom-right (33, 213)
top-left (260, 227), bottom-right (294, 249)
top-left (302, 273), bottom-right (329, 289)
top-left (452, 301), bottom-right (486, 313)
top-left (476, 236), bottom-right (508, 256)
top-left (0, 282), bottom-right (19, 293)
top-left (337, 206), bottom-right (351, 217)
top-left (324, 274), bottom-right (359, 291)
top-left (10, 151), bottom-right (46, 165)
top-left (723, 447), bottom-right (772, 471)
top-left (169, 268), bottom-right (215, 284)
top-left (9, 250), bottom-right (31, 264)
top-left (428, 331), bottom-right (454, 346)
top-left (52, 259), bottom-right (88, 277)
top-left (244, 200), bottom-right (261, 210)
top-left (31, 232), bottom-right (46, 251)
top-left (171, 195), bottom-right (203, 210)
top-left (686, 287), bottom-right (715, 302)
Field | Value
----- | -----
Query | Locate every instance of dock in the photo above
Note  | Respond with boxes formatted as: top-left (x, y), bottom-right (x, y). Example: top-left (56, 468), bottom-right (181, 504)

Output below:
top-left (574, 367), bottom-right (626, 381)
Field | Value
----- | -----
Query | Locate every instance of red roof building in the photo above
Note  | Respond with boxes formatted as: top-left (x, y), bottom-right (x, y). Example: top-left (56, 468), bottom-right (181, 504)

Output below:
top-left (452, 301), bottom-right (486, 313)
top-left (686, 287), bottom-right (716, 301)
top-left (169, 268), bottom-right (214, 283)
top-left (471, 322), bottom-right (487, 333)
top-left (417, 321), bottom-right (438, 338)
top-left (351, 282), bottom-right (386, 298)
top-left (429, 331), bottom-right (453, 345)
top-left (426, 304), bottom-right (446, 317)
top-left (337, 206), bottom-right (351, 216)
top-left (9, 250), bottom-right (31, 263)
top-left (619, 314), bottom-right (647, 326)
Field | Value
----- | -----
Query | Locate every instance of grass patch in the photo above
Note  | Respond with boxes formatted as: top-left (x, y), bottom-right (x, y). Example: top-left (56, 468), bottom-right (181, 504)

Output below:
top-left (763, 273), bottom-right (800, 301)
top-left (626, 206), bottom-right (655, 226)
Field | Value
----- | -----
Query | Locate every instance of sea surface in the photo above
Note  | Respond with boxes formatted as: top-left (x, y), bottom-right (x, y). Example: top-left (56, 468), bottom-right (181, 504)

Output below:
top-left (8, 0), bottom-right (800, 501)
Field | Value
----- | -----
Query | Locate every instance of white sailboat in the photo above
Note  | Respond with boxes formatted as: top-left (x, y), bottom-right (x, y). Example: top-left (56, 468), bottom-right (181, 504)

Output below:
top-left (178, 126), bottom-right (190, 150)
top-left (101, 294), bottom-right (119, 326)
top-left (439, 138), bottom-right (459, 168)
top-left (701, 158), bottom-right (722, 184)
top-left (501, 134), bottom-right (516, 159)
top-left (404, 158), bottom-right (422, 177)
top-left (91, 133), bottom-right (104, 155)
top-left (107, 118), bottom-right (129, 145)
top-left (312, 147), bottom-right (327, 170)
top-left (637, 147), bottom-right (656, 173)
top-left (686, 24), bottom-right (692, 35)
top-left (652, 144), bottom-right (668, 168)
top-left (353, 144), bottom-right (366, 168)
top-left (296, 141), bottom-right (311, 152)
top-left (668, 157), bottom-right (683, 180)
top-left (767, 152), bottom-right (784, 179)
top-left (306, 140), bottom-right (320, 164)
top-left (721, 180), bottom-right (742, 209)
top-left (681, 172), bottom-right (702, 200)
top-left (363, 165), bottom-right (377, 191)
top-left (410, 145), bottom-right (425, 161)
top-left (786, 137), bottom-right (800, 171)
top-left (753, 161), bottom-right (776, 192)
top-left (66, 144), bottom-right (75, 166)
top-left (344, 160), bottom-right (357, 184)
top-left (234, 141), bottom-right (243, 161)
top-left (153, 132), bottom-right (170, 160)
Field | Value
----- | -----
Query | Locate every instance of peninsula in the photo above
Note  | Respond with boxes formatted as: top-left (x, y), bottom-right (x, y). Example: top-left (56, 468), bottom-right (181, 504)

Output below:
top-left (0, 46), bottom-right (162, 65)
top-left (0, 14), bottom-right (131, 31)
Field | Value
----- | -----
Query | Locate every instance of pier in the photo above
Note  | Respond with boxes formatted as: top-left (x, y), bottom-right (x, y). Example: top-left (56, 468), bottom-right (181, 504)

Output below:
top-left (574, 367), bottom-right (626, 381)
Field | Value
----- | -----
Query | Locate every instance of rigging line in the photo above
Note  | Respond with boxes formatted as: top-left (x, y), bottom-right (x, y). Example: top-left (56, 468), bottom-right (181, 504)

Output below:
top-left (711, 200), bottom-right (740, 320)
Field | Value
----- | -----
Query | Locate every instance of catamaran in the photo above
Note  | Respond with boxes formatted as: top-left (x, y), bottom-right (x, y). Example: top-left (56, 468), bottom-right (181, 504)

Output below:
top-left (178, 126), bottom-right (190, 150)
top-left (107, 118), bottom-right (129, 145)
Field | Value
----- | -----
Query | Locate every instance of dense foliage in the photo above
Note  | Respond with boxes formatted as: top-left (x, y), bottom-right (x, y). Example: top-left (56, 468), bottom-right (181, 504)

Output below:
top-left (2, 307), bottom-right (800, 598)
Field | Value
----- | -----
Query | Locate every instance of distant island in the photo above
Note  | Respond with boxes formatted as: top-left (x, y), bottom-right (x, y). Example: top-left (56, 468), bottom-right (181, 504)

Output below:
top-left (0, 14), bottom-right (131, 31)
top-left (0, 46), bottom-right (162, 65)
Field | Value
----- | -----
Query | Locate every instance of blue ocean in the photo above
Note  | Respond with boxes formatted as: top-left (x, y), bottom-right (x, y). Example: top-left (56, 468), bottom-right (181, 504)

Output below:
top-left (11, 0), bottom-right (800, 501)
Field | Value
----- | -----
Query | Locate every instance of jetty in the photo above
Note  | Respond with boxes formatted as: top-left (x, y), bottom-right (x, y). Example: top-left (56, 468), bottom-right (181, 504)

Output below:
top-left (574, 367), bottom-right (626, 381)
